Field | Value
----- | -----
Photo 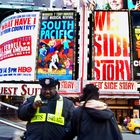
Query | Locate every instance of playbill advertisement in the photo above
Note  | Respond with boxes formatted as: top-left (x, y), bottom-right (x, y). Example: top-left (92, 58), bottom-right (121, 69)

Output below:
top-left (93, 11), bottom-right (131, 81)
top-left (131, 11), bottom-right (140, 80)
top-left (36, 11), bottom-right (76, 80)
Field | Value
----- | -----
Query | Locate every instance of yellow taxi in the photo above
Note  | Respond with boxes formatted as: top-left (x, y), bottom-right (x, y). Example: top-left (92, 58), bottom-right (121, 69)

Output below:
top-left (127, 118), bottom-right (140, 134)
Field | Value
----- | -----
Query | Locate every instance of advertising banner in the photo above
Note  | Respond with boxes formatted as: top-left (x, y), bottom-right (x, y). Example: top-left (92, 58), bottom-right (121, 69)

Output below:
top-left (37, 11), bottom-right (76, 80)
top-left (0, 12), bottom-right (40, 81)
top-left (131, 11), bottom-right (140, 80)
top-left (93, 11), bottom-right (130, 80)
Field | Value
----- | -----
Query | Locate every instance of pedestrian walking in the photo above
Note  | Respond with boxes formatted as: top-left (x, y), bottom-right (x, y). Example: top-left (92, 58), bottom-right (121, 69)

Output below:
top-left (17, 77), bottom-right (74, 140)
top-left (70, 84), bottom-right (123, 140)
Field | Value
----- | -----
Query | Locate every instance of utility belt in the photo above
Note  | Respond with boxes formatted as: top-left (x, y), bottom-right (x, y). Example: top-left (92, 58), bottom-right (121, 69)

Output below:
top-left (31, 95), bottom-right (64, 125)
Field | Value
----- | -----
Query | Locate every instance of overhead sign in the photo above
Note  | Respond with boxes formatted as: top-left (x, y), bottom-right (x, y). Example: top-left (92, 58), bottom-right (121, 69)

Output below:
top-left (0, 80), bottom-right (139, 98)
top-left (84, 80), bottom-right (138, 92)
top-left (0, 80), bottom-right (81, 96)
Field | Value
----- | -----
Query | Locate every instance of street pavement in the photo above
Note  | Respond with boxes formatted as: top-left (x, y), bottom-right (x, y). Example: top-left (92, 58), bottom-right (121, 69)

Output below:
top-left (74, 133), bottom-right (140, 140)
top-left (122, 132), bottom-right (140, 140)
top-left (0, 122), bottom-right (139, 140)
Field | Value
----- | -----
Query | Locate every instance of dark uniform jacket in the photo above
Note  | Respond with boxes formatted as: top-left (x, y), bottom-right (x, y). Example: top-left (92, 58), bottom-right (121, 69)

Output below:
top-left (70, 100), bottom-right (123, 140)
top-left (18, 93), bottom-right (74, 140)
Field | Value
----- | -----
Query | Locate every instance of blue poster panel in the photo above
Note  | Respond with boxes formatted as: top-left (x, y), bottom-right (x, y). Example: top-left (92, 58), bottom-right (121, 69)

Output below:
top-left (36, 11), bottom-right (76, 80)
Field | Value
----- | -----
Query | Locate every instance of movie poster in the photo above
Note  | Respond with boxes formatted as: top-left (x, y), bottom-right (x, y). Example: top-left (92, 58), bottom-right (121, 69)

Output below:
top-left (93, 11), bottom-right (131, 80)
top-left (36, 11), bottom-right (76, 80)
top-left (131, 11), bottom-right (140, 80)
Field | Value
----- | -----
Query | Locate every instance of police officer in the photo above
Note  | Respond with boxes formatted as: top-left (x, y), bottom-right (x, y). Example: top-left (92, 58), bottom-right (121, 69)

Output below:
top-left (18, 77), bottom-right (74, 140)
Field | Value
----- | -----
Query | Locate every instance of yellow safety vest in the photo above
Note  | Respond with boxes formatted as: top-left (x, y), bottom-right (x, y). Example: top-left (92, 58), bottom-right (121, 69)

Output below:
top-left (31, 95), bottom-right (64, 125)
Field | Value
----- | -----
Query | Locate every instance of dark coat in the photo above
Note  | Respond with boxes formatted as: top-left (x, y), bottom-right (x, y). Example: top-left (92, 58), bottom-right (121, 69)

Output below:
top-left (71, 106), bottom-right (123, 140)
top-left (17, 93), bottom-right (74, 140)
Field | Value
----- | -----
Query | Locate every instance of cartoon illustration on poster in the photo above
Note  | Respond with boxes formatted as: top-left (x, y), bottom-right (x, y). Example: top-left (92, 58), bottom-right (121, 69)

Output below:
top-left (93, 11), bottom-right (131, 81)
top-left (37, 11), bottom-right (75, 80)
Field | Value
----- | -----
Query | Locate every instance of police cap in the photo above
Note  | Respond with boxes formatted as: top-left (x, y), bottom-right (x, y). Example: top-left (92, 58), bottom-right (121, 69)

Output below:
top-left (39, 77), bottom-right (59, 88)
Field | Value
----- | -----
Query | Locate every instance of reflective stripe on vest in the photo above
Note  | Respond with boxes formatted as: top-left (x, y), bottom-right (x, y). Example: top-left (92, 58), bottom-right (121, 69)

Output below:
top-left (31, 95), bottom-right (64, 125)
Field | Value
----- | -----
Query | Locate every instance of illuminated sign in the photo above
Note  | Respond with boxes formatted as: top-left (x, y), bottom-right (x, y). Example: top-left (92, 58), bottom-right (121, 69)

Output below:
top-left (36, 11), bottom-right (76, 80)
top-left (0, 12), bottom-right (40, 81)
top-left (131, 11), bottom-right (140, 80)
top-left (93, 11), bottom-right (130, 80)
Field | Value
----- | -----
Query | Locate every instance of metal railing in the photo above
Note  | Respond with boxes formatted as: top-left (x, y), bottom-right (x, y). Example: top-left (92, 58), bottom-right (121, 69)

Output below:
top-left (0, 101), bottom-right (26, 131)
top-left (0, 101), bottom-right (18, 110)
top-left (0, 119), bottom-right (26, 131)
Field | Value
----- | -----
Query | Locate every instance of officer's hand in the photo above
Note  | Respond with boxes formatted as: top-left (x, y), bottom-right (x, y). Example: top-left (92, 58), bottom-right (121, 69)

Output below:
top-left (32, 100), bottom-right (42, 109)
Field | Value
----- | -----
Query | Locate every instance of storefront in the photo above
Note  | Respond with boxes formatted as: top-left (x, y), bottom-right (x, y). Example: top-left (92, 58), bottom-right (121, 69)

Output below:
top-left (133, 99), bottom-right (140, 118)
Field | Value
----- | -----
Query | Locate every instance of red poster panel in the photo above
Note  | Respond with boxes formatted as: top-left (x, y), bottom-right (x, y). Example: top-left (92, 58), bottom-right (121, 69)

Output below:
top-left (93, 11), bottom-right (131, 81)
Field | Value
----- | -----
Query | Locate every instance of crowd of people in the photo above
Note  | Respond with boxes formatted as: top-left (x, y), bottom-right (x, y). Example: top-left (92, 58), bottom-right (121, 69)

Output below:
top-left (17, 77), bottom-right (123, 140)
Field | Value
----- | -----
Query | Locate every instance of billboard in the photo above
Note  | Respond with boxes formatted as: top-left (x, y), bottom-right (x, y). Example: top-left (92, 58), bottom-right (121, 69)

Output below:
top-left (36, 11), bottom-right (76, 80)
top-left (0, 12), bottom-right (40, 81)
top-left (93, 11), bottom-right (131, 81)
top-left (131, 11), bottom-right (140, 80)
